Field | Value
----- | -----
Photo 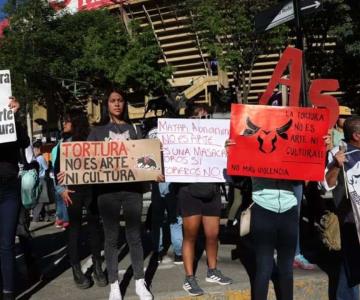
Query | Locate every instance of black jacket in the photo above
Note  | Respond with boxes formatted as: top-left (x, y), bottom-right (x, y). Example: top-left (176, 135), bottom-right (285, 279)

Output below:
top-left (0, 120), bottom-right (30, 178)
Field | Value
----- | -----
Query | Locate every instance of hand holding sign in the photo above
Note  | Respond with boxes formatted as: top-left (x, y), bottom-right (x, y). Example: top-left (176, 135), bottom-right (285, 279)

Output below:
top-left (8, 97), bottom-right (20, 113)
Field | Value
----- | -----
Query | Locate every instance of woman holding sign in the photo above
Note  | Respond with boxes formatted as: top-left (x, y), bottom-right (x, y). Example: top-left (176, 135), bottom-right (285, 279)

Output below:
top-left (55, 109), bottom-right (107, 289)
top-left (179, 103), bottom-right (232, 297)
top-left (87, 89), bottom-right (153, 300)
top-left (0, 97), bottom-right (30, 300)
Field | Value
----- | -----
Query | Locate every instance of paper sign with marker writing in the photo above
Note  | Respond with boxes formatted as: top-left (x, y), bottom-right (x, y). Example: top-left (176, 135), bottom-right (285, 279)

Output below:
top-left (157, 118), bottom-right (230, 182)
top-left (0, 70), bottom-right (16, 144)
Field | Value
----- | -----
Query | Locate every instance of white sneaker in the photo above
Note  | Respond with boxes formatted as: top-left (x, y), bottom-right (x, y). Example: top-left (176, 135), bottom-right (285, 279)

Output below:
top-left (109, 281), bottom-right (122, 300)
top-left (135, 278), bottom-right (153, 300)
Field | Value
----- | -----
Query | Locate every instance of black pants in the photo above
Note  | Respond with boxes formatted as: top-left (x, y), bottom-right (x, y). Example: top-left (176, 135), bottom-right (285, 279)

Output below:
top-left (66, 187), bottom-right (102, 265)
top-left (98, 191), bottom-right (144, 283)
top-left (251, 204), bottom-right (298, 300)
top-left (151, 183), bottom-right (178, 252)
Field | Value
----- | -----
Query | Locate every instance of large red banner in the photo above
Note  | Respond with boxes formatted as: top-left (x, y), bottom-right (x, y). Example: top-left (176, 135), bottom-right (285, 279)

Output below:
top-left (227, 104), bottom-right (329, 181)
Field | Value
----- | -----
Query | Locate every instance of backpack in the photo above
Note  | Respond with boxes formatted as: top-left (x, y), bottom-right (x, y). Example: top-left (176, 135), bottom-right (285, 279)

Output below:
top-left (19, 147), bottom-right (41, 209)
top-left (21, 168), bottom-right (41, 209)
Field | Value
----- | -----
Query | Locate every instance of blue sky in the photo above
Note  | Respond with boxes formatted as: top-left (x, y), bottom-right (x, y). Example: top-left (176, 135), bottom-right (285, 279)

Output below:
top-left (0, 0), bottom-right (6, 20)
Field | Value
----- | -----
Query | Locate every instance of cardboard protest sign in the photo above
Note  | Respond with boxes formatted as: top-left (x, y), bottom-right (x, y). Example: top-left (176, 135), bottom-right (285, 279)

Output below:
top-left (0, 70), bottom-right (16, 144)
top-left (60, 139), bottom-right (162, 185)
top-left (227, 104), bottom-right (329, 181)
top-left (344, 146), bottom-right (360, 243)
top-left (157, 118), bottom-right (230, 182)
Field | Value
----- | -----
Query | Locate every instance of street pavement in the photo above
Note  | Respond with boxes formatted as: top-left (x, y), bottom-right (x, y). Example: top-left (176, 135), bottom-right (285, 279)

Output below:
top-left (14, 204), bottom-right (329, 300)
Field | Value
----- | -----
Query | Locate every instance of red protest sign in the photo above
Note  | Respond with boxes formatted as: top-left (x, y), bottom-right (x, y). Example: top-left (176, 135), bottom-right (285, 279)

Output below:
top-left (227, 104), bottom-right (329, 181)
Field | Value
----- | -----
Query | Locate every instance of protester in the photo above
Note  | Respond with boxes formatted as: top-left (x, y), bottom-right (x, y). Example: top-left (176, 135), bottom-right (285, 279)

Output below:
top-left (17, 144), bottom-right (42, 285)
top-left (179, 103), bottom-right (232, 296)
top-left (292, 181), bottom-right (316, 270)
top-left (32, 140), bottom-right (51, 222)
top-left (151, 182), bottom-right (183, 264)
top-left (224, 124), bottom-right (330, 300)
top-left (87, 89), bottom-right (153, 300)
top-left (331, 106), bottom-right (352, 148)
top-left (146, 125), bottom-right (183, 264)
top-left (55, 109), bottom-right (107, 289)
top-left (324, 115), bottom-right (360, 300)
top-left (0, 97), bottom-right (30, 300)
top-left (50, 146), bottom-right (69, 229)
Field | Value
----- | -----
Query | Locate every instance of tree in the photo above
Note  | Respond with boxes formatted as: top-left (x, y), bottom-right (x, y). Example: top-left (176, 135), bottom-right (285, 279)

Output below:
top-left (185, 0), bottom-right (289, 103)
top-left (0, 0), bottom-right (171, 116)
top-left (303, 0), bottom-right (360, 112)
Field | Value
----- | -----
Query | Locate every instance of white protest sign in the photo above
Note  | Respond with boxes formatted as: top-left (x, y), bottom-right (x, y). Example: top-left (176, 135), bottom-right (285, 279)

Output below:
top-left (0, 70), bottom-right (16, 143)
top-left (158, 118), bottom-right (230, 182)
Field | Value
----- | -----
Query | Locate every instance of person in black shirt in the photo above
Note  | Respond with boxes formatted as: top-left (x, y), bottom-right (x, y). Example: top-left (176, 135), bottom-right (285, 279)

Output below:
top-left (0, 97), bottom-right (30, 300)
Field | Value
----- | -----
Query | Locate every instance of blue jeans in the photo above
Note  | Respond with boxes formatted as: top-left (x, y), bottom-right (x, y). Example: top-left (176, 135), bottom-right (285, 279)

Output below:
top-left (159, 216), bottom-right (183, 256)
top-left (54, 185), bottom-right (68, 222)
top-left (337, 262), bottom-right (359, 300)
top-left (0, 178), bottom-right (21, 292)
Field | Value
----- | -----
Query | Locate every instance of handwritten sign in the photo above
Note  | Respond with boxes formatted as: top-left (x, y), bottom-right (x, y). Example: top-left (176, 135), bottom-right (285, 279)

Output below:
top-left (60, 139), bottom-right (162, 185)
top-left (227, 104), bottom-right (329, 181)
top-left (0, 70), bottom-right (16, 144)
top-left (157, 118), bottom-right (230, 182)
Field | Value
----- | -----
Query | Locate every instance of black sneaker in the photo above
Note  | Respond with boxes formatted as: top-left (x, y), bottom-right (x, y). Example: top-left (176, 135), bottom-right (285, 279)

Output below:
top-left (183, 276), bottom-right (204, 296)
top-left (206, 269), bottom-right (233, 285)
top-left (174, 255), bottom-right (183, 265)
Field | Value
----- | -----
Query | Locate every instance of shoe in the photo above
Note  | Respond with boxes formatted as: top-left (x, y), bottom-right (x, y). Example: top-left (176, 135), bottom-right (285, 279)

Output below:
top-left (55, 219), bottom-right (63, 228)
top-left (72, 264), bottom-right (91, 289)
top-left (206, 268), bottom-right (233, 285)
top-left (183, 276), bottom-right (204, 296)
top-left (158, 253), bottom-right (172, 264)
top-left (109, 280), bottom-right (122, 300)
top-left (293, 254), bottom-right (316, 270)
top-left (62, 221), bottom-right (70, 228)
top-left (2, 292), bottom-right (15, 300)
top-left (174, 255), bottom-right (183, 265)
top-left (93, 257), bottom-right (108, 287)
top-left (135, 278), bottom-right (153, 300)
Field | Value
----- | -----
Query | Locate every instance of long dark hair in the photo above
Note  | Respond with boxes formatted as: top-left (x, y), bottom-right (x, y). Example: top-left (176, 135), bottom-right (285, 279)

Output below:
top-left (64, 109), bottom-right (90, 141)
top-left (97, 88), bottom-right (131, 125)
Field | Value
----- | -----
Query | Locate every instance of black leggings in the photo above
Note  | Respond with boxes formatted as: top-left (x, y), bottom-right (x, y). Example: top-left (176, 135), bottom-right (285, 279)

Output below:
top-left (98, 191), bottom-right (144, 283)
top-left (251, 204), bottom-right (298, 300)
top-left (66, 187), bottom-right (102, 265)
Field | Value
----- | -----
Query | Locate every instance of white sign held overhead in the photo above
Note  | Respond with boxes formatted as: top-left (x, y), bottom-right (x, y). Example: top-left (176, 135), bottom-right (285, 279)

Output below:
top-left (157, 118), bottom-right (230, 183)
top-left (0, 70), bottom-right (16, 144)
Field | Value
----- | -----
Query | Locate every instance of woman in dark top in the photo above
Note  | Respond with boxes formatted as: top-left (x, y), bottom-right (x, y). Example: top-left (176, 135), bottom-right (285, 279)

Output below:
top-left (87, 89), bottom-right (153, 300)
top-left (55, 109), bottom-right (107, 289)
top-left (0, 97), bottom-right (30, 300)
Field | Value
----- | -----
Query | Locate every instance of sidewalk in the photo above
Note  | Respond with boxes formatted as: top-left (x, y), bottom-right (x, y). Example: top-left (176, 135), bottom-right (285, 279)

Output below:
top-left (16, 221), bottom-right (329, 300)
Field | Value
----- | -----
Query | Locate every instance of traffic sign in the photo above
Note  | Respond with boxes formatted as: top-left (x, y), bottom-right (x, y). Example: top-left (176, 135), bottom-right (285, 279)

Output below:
top-left (255, 0), bottom-right (322, 32)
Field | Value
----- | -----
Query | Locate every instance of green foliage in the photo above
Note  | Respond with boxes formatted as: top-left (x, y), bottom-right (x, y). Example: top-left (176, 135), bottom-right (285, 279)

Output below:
top-left (186, 0), bottom-right (289, 103)
top-left (0, 0), bottom-right (170, 114)
top-left (303, 0), bottom-right (360, 111)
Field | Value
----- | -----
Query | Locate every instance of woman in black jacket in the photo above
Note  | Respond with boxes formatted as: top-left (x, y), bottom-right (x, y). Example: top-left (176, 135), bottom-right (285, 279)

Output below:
top-left (55, 109), bottom-right (107, 289)
top-left (0, 97), bottom-right (30, 300)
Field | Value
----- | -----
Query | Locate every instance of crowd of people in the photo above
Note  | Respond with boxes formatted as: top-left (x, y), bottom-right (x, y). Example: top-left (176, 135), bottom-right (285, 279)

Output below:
top-left (0, 92), bottom-right (359, 300)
